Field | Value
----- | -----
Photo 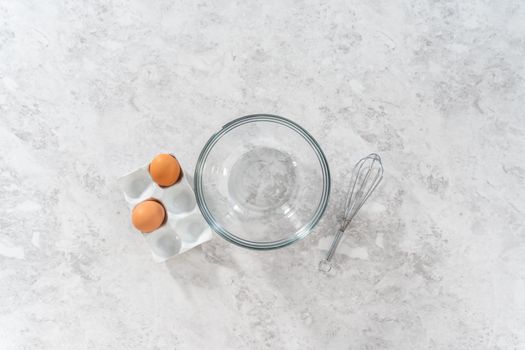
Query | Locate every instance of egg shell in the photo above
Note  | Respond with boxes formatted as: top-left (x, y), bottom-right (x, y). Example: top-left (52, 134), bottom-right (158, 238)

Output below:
top-left (149, 154), bottom-right (181, 187)
top-left (131, 200), bottom-right (166, 233)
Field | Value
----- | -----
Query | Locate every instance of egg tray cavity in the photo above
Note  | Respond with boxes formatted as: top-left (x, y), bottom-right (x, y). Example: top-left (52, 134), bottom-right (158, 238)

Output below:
top-left (118, 164), bottom-right (213, 262)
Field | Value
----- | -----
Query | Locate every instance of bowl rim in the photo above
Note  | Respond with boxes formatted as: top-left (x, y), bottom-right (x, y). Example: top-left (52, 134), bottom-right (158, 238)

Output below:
top-left (194, 114), bottom-right (331, 250)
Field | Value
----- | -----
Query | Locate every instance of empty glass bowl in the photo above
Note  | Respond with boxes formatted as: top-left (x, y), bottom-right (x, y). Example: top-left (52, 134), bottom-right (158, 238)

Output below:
top-left (194, 114), bottom-right (330, 249)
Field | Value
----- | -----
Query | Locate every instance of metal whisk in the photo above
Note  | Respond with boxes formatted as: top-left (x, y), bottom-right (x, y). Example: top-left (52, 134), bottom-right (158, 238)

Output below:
top-left (319, 153), bottom-right (384, 272)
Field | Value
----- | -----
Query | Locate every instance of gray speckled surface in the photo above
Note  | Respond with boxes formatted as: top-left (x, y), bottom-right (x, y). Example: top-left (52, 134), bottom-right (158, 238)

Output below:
top-left (1, 1), bottom-right (524, 349)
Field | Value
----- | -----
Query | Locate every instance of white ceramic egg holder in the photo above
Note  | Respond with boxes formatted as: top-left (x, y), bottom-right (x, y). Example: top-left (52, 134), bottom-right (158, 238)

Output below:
top-left (118, 164), bottom-right (213, 262)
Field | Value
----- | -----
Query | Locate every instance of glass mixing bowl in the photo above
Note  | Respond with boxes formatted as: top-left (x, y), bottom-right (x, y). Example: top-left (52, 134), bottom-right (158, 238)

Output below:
top-left (194, 114), bottom-right (330, 249)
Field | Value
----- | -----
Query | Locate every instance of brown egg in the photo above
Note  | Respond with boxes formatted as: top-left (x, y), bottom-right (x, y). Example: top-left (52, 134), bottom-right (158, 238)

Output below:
top-left (149, 154), bottom-right (181, 187)
top-left (131, 200), bottom-right (166, 233)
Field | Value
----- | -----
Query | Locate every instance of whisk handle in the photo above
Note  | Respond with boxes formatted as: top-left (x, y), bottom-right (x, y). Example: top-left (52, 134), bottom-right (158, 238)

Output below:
top-left (326, 228), bottom-right (345, 262)
top-left (319, 228), bottom-right (347, 272)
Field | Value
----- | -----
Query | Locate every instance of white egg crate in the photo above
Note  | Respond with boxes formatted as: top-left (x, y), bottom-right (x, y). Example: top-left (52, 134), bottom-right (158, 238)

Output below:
top-left (118, 164), bottom-right (213, 262)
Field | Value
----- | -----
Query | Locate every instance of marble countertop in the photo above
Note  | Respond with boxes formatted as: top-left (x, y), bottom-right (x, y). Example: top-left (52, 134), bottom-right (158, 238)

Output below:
top-left (1, 1), bottom-right (524, 349)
